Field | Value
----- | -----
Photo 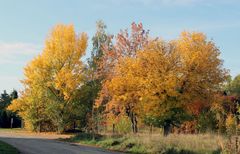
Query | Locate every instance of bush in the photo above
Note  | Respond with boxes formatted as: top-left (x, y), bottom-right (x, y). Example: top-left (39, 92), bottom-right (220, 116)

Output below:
top-left (196, 110), bottom-right (218, 133)
top-left (225, 114), bottom-right (237, 135)
top-left (115, 116), bottom-right (132, 134)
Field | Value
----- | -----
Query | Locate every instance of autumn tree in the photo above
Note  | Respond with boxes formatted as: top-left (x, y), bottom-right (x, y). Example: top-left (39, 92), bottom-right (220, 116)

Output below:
top-left (174, 32), bottom-right (228, 133)
top-left (96, 22), bottom-right (149, 133)
top-left (104, 32), bottom-right (227, 135)
top-left (8, 24), bottom-right (88, 133)
top-left (106, 40), bottom-right (184, 135)
top-left (176, 32), bottom-right (227, 101)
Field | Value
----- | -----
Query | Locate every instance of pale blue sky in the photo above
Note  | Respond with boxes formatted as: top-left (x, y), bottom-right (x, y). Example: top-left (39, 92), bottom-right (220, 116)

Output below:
top-left (0, 0), bottom-right (239, 92)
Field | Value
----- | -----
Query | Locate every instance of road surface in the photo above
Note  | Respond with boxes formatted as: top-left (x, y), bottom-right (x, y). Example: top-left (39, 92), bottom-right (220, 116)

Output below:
top-left (0, 130), bottom-right (123, 154)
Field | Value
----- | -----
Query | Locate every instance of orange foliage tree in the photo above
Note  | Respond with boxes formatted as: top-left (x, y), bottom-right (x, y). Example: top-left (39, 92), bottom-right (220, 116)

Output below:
top-left (100, 31), bottom-right (228, 135)
top-left (96, 22), bottom-right (149, 133)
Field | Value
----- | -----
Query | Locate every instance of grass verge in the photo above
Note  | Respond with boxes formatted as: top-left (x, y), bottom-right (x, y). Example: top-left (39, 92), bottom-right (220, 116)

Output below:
top-left (0, 141), bottom-right (19, 154)
top-left (61, 133), bottom-right (225, 154)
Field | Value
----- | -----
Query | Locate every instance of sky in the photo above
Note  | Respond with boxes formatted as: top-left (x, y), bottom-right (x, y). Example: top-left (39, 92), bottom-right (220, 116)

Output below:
top-left (0, 0), bottom-right (239, 93)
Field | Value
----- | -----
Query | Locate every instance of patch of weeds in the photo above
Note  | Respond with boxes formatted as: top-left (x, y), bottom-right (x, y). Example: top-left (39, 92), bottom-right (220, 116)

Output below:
top-left (128, 144), bottom-right (147, 154)
top-left (97, 138), bottom-right (119, 148)
top-left (0, 141), bottom-right (19, 154)
top-left (163, 148), bottom-right (197, 154)
top-left (63, 133), bottom-right (103, 145)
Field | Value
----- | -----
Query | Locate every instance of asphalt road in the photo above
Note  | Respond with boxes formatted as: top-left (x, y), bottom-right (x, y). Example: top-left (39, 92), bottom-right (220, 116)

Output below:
top-left (0, 130), bottom-right (123, 154)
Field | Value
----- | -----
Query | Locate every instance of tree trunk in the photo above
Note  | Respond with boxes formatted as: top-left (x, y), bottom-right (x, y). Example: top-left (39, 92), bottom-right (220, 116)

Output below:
top-left (130, 112), bottom-right (138, 133)
top-left (163, 122), bottom-right (171, 136)
top-left (134, 115), bottom-right (138, 133)
top-left (73, 121), bottom-right (76, 133)
top-left (126, 105), bottom-right (138, 133)
top-left (150, 124), bottom-right (153, 134)
top-left (39, 122), bottom-right (42, 132)
top-left (112, 123), bottom-right (115, 134)
top-left (91, 108), bottom-right (95, 140)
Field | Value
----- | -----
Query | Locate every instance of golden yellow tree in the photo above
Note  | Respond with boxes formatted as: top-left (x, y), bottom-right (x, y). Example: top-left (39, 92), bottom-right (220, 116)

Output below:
top-left (106, 40), bottom-right (181, 133)
top-left (176, 32), bottom-right (227, 102)
top-left (8, 24), bottom-right (88, 132)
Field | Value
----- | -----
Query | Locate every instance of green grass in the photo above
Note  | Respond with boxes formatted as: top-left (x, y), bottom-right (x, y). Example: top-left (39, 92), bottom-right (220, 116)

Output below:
top-left (0, 141), bottom-right (19, 154)
top-left (0, 128), bottom-right (24, 132)
top-left (61, 133), bottom-right (226, 154)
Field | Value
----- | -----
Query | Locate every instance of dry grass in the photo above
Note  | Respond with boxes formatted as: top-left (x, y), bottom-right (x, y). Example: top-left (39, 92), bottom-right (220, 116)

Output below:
top-left (129, 133), bottom-right (225, 153)
top-left (65, 132), bottom-right (227, 153)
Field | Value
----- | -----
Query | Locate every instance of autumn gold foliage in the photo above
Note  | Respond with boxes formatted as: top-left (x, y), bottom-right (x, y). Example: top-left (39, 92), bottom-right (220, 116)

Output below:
top-left (177, 32), bottom-right (227, 100)
top-left (8, 24), bottom-right (87, 132)
top-left (95, 23), bottom-right (149, 133)
top-left (99, 30), bottom-right (227, 133)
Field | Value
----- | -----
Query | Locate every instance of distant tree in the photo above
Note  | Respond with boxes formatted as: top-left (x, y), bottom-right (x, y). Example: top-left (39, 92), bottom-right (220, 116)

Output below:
top-left (228, 75), bottom-right (240, 96)
top-left (0, 90), bottom-right (11, 108)
top-left (0, 90), bottom-right (21, 128)
top-left (10, 90), bottom-right (18, 100)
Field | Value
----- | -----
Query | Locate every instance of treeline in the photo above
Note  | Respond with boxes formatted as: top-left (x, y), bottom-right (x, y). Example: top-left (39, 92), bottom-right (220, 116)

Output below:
top-left (7, 21), bottom-right (239, 135)
top-left (0, 90), bottom-right (21, 128)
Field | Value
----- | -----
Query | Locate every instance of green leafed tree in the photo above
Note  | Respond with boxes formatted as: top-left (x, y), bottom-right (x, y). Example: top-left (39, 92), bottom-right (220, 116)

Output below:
top-left (0, 90), bottom-right (21, 128)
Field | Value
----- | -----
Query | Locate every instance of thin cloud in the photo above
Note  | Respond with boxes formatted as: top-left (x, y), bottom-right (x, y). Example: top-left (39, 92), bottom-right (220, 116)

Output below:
top-left (0, 42), bottom-right (41, 64)
top-left (0, 42), bottom-right (41, 55)
top-left (0, 42), bottom-right (41, 91)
